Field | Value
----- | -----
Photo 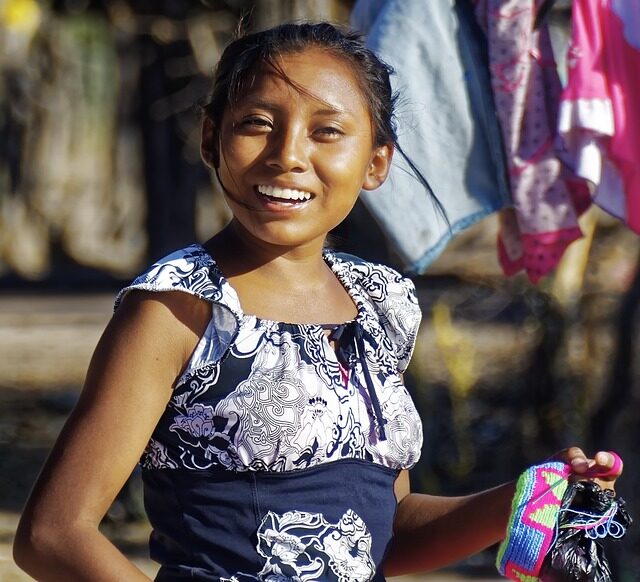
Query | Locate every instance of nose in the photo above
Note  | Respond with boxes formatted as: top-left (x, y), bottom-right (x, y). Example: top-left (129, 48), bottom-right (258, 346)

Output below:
top-left (266, 125), bottom-right (309, 173)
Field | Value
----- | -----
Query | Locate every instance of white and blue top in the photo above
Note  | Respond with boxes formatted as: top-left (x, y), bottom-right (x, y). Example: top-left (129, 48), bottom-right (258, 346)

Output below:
top-left (115, 243), bottom-right (423, 582)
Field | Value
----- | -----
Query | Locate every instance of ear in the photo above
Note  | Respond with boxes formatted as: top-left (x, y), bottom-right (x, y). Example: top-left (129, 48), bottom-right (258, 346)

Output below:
top-left (201, 117), bottom-right (220, 169)
top-left (362, 144), bottom-right (393, 191)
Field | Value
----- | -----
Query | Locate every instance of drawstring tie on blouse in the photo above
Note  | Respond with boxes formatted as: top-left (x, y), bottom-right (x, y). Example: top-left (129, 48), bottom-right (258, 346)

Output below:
top-left (327, 321), bottom-right (387, 441)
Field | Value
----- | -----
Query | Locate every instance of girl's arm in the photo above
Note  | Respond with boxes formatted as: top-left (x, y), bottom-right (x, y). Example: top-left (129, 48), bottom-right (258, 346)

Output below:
top-left (384, 449), bottom-right (621, 577)
top-left (13, 290), bottom-right (210, 582)
top-left (384, 471), bottom-right (514, 576)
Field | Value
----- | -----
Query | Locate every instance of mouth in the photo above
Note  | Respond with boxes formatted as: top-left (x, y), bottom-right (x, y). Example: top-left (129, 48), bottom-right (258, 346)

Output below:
top-left (256, 184), bottom-right (313, 205)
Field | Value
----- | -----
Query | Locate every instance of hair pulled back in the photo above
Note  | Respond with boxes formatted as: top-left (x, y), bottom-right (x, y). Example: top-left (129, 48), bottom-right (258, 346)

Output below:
top-left (201, 21), bottom-right (445, 222)
top-left (201, 21), bottom-right (397, 148)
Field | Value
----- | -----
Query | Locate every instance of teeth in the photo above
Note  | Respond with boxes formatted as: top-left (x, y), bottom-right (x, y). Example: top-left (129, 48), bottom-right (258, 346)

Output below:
top-left (257, 185), bottom-right (312, 201)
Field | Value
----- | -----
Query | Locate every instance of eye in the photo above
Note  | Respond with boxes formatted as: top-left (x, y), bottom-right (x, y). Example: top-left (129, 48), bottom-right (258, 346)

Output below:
top-left (314, 126), bottom-right (344, 141)
top-left (237, 116), bottom-right (273, 133)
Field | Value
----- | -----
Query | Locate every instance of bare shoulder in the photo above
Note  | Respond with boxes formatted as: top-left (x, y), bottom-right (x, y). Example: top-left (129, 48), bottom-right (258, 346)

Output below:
top-left (75, 288), bottom-right (213, 424)
top-left (111, 289), bottom-right (211, 368)
top-left (116, 288), bottom-right (212, 333)
top-left (14, 289), bottom-right (214, 544)
top-left (78, 286), bottom-right (213, 440)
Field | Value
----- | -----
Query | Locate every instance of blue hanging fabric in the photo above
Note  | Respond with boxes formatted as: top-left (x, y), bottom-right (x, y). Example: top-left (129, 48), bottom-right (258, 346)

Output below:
top-left (350, 0), bottom-right (511, 275)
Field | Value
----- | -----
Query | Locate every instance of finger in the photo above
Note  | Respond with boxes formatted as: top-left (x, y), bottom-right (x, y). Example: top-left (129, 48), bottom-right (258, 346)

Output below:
top-left (564, 446), bottom-right (590, 473)
top-left (550, 446), bottom-right (584, 462)
top-left (586, 451), bottom-right (623, 479)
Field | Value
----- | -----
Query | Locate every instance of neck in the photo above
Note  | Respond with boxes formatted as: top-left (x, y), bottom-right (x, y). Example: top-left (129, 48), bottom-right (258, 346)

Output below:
top-left (205, 221), bottom-right (329, 284)
top-left (204, 221), bottom-right (356, 324)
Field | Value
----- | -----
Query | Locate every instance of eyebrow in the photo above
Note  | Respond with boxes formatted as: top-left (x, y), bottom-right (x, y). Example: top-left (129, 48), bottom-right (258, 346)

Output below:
top-left (238, 97), bottom-right (350, 117)
top-left (238, 98), bottom-right (279, 112)
top-left (313, 106), bottom-right (349, 116)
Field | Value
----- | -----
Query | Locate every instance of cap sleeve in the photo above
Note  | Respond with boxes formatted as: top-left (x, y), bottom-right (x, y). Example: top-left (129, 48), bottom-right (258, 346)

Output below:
top-left (114, 244), bottom-right (226, 311)
top-left (113, 244), bottom-right (239, 378)
top-left (365, 264), bottom-right (422, 373)
top-left (333, 253), bottom-right (422, 373)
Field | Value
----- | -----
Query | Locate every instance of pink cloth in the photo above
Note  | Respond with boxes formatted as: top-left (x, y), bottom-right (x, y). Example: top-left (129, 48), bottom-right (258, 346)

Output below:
top-left (558, 0), bottom-right (640, 233)
top-left (475, 0), bottom-right (591, 283)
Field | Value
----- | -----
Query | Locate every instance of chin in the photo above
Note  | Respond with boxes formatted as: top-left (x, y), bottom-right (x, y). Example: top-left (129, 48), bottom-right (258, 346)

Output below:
top-left (253, 230), bottom-right (326, 249)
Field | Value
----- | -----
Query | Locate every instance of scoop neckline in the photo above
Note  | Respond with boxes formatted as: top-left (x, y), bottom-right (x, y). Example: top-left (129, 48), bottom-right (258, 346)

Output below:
top-left (193, 243), bottom-right (364, 329)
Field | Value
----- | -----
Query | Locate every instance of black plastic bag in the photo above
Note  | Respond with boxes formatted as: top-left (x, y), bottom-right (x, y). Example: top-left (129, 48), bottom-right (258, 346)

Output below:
top-left (539, 481), bottom-right (632, 582)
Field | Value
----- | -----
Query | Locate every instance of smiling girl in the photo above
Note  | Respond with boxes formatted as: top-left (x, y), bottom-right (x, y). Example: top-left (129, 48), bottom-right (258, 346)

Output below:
top-left (13, 22), bottom-right (622, 582)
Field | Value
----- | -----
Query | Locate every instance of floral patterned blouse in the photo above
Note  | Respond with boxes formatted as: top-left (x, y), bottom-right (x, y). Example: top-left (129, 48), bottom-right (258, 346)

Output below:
top-left (115, 244), bottom-right (423, 582)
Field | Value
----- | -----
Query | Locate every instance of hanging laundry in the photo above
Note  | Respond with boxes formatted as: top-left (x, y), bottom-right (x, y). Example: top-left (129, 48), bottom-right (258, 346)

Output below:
top-left (351, 0), bottom-right (511, 275)
top-left (558, 0), bottom-right (640, 233)
top-left (474, 0), bottom-right (592, 283)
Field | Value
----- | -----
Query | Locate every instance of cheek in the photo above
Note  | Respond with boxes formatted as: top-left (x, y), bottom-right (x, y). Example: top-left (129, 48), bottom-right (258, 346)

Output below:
top-left (220, 135), bottom-right (264, 170)
top-left (325, 151), bottom-right (371, 187)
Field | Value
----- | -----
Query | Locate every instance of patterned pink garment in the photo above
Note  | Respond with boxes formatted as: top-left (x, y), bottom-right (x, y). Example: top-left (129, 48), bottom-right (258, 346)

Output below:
top-left (475, 0), bottom-right (591, 283)
top-left (558, 0), bottom-right (640, 234)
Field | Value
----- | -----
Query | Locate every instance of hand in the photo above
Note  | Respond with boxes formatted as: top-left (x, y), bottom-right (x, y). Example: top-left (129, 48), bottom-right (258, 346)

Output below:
top-left (552, 447), bottom-right (623, 490)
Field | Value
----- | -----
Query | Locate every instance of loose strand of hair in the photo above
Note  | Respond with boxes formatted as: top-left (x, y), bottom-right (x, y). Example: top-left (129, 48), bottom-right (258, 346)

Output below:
top-left (395, 142), bottom-right (450, 229)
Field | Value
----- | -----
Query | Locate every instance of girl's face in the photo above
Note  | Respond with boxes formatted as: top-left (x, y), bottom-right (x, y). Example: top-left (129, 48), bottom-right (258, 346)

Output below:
top-left (205, 47), bottom-right (392, 251)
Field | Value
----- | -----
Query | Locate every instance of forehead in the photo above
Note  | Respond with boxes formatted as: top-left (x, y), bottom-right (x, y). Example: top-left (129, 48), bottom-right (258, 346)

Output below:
top-left (235, 48), bottom-right (371, 116)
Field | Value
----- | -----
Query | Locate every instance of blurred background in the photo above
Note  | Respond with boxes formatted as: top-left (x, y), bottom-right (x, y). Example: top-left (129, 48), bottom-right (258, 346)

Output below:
top-left (0, 0), bottom-right (639, 580)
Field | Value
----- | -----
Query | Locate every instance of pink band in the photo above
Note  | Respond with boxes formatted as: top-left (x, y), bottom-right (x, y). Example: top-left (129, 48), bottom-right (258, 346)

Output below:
top-left (586, 451), bottom-right (623, 479)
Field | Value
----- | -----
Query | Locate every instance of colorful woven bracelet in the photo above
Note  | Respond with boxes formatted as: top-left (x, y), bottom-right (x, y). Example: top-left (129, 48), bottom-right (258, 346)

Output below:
top-left (496, 461), bottom-right (571, 581)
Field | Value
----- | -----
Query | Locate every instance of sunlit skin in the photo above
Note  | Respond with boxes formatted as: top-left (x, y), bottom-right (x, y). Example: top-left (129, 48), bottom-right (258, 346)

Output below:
top-left (11, 43), bottom-right (625, 582)
top-left (202, 48), bottom-right (391, 256)
top-left (199, 48), bottom-right (392, 325)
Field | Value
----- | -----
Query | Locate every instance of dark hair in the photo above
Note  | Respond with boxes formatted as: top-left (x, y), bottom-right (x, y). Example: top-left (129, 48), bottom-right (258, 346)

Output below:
top-left (201, 22), bottom-right (396, 147)
top-left (201, 21), bottom-right (446, 220)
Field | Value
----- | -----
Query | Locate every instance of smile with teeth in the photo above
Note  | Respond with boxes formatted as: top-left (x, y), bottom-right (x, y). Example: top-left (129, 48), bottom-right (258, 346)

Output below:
top-left (257, 185), bottom-right (312, 202)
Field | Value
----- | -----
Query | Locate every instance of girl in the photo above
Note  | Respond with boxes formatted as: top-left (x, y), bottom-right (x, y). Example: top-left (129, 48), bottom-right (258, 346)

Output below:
top-left (13, 22), bottom-right (622, 581)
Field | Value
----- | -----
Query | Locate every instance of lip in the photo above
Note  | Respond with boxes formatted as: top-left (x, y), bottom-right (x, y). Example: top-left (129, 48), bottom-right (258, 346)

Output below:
top-left (253, 184), bottom-right (315, 210)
